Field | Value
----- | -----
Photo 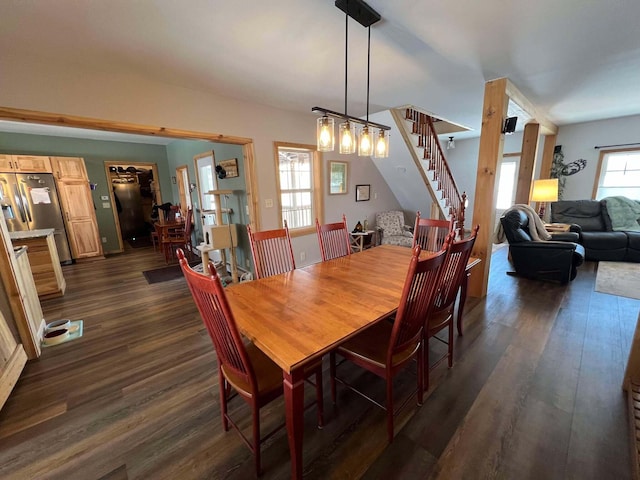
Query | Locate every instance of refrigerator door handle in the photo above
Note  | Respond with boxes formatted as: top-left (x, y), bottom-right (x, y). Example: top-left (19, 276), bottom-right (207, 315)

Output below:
top-left (19, 183), bottom-right (33, 223)
top-left (13, 184), bottom-right (27, 223)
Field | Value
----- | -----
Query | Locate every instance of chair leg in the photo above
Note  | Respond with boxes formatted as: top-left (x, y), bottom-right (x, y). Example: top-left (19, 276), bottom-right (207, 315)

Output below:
top-left (424, 337), bottom-right (430, 393)
top-left (329, 351), bottom-right (337, 405)
top-left (448, 323), bottom-right (454, 368)
top-left (417, 343), bottom-right (424, 406)
top-left (386, 371), bottom-right (394, 443)
top-left (252, 399), bottom-right (261, 476)
top-left (219, 369), bottom-right (229, 431)
top-left (315, 368), bottom-right (324, 428)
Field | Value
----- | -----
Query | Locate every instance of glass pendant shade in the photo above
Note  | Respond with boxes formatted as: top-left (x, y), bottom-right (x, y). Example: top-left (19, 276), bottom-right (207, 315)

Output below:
top-left (374, 129), bottom-right (389, 158)
top-left (358, 125), bottom-right (373, 156)
top-left (339, 121), bottom-right (356, 154)
top-left (317, 116), bottom-right (335, 152)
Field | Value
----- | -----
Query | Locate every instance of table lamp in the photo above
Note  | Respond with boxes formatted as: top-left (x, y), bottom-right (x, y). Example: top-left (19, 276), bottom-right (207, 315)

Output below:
top-left (531, 178), bottom-right (559, 220)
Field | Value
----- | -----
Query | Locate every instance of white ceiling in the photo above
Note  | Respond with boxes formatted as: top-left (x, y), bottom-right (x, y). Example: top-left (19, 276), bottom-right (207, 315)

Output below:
top-left (1, 0), bottom-right (639, 142)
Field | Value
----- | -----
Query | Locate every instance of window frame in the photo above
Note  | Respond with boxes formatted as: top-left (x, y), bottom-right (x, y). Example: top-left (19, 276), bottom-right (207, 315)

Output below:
top-left (273, 141), bottom-right (323, 237)
top-left (592, 147), bottom-right (640, 200)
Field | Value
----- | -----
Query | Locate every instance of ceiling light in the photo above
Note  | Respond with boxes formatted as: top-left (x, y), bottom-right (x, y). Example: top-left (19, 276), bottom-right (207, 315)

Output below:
top-left (447, 136), bottom-right (455, 149)
top-left (317, 115), bottom-right (334, 151)
top-left (312, 0), bottom-right (390, 157)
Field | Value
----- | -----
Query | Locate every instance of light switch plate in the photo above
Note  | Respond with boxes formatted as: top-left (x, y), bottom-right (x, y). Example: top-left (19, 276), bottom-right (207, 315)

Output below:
top-left (100, 195), bottom-right (109, 201)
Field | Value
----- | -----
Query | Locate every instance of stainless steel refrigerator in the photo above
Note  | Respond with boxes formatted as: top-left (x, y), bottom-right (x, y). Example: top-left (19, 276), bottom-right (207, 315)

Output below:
top-left (0, 172), bottom-right (72, 263)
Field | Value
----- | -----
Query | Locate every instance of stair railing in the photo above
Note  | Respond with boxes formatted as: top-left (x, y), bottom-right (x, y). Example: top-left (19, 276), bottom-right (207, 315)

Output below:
top-left (405, 108), bottom-right (466, 238)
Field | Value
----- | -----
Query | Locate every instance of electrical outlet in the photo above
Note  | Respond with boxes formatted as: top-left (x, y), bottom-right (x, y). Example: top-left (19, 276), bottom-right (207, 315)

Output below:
top-left (300, 251), bottom-right (306, 261)
top-left (245, 205), bottom-right (249, 215)
top-left (101, 237), bottom-right (107, 243)
top-left (374, 192), bottom-right (378, 200)
top-left (265, 199), bottom-right (273, 208)
top-left (102, 202), bottom-right (111, 208)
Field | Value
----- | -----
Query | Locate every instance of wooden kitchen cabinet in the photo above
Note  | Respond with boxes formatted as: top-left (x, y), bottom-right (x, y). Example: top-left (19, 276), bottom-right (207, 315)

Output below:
top-left (0, 155), bottom-right (52, 173)
top-left (51, 157), bottom-right (103, 259)
top-left (11, 232), bottom-right (66, 299)
top-left (51, 156), bottom-right (87, 180)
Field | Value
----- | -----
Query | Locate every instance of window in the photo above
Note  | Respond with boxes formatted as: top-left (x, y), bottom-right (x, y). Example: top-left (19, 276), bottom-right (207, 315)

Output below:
top-left (495, 158), bottom-right (518, 209)
top-left (595, 149), bottom-right (640, 199)
top-left (274, 142), bottom-right (323, 235)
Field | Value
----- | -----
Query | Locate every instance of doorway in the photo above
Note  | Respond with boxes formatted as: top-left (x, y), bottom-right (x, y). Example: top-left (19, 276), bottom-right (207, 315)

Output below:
top-left (105, 161), bottom-right (162, 252)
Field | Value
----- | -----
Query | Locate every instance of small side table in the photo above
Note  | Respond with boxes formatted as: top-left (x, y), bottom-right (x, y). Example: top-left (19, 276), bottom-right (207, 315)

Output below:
top-left (350, 230), bottom-right (375, 252)
top-left (544, 223), bottom-right (571, 233)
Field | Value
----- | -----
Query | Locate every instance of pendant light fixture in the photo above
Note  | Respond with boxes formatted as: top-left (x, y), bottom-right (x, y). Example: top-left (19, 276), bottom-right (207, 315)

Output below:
top-left (447, 136), bottom-right (455, 149)
top-left (313, 0), bottom-right (390, 157)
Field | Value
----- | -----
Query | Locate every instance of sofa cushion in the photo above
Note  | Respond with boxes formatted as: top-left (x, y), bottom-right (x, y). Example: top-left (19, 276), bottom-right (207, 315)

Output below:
top-left (551, 200), bottom-right (605, 231)
top-left (625, 232), bottom-right (640, 262)
top-left (580, 231), bottom-right (628, 261)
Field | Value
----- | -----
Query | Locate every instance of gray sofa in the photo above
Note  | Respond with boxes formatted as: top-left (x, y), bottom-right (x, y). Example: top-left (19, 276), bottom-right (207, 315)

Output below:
top-left (550, 199), bottom-right (640, 262)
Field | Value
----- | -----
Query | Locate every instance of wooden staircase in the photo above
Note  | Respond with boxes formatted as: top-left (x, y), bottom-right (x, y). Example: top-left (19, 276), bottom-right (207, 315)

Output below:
top-left (391, 107), bottom-right (467, 237)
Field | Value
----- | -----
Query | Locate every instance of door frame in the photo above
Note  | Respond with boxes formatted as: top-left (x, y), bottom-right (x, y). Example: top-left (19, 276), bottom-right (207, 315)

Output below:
top-left (104, 161), bottom-right (162, 253)
top-left (0, 106), bottom-right (261, 238)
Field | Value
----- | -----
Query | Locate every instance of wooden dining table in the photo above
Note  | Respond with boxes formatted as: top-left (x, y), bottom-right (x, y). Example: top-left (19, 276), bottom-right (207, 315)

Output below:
top-left (224, 245), bottom-right (480, 479)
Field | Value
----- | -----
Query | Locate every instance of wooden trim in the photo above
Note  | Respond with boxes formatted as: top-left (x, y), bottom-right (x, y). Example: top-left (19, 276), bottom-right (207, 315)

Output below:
top-left (0, 107), bottom-right (252, 145)
top-left (242, 143), bottom-right (260, 232)
top-left (514, 122), bottom-right (540, 204)
top-left (468, 78), bottom-right (508, 298)
top-left (273, 141), bottom-right (324, 235)
top-left (0, 344), bottom-right (27, 410)
top-left (539, 134), bottom-right (557, 180)
top-left (504, 78), bottom-right (558, 136)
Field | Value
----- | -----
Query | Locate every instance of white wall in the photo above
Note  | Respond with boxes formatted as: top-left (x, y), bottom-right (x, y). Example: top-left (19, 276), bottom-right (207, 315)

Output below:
top-left (556, 114), bottom-right (640, 200)
top-left (0, 52), bottom-right (400, 266)
top-left (442, 112), bottom-right (640, 224)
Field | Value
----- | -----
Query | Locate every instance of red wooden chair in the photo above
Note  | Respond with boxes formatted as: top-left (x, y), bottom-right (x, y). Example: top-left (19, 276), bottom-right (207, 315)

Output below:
top-left (316, 214), bottom-right (351, 261)
top-left (330, 245), bottom-right (447, 442)
top-left (413, 210), bottom-right (456, 252)
top-left (160, 208), bottom-right (194, 263)
top-left (178, 249), bottom-right (323, 475)
top-left (247, 220), bottom-right (296, 279)
top-left (424, 225), bottom-right (479, 391)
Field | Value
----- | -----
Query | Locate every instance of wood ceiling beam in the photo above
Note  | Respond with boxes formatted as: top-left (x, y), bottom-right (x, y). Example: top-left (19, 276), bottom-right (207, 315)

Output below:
top-left (504, 79), bottom-right (558, 135)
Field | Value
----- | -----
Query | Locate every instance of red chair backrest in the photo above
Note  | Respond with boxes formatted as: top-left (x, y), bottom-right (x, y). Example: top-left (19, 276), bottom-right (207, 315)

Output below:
top-left (388, 245), bottom-right (447, 364)
top-left (316, 214), bottom-right (351, 261)
top-left (178, 249), bottom-right (255, 389)
top-left (247, 220), bottom-right (296, 279)
top-left (434, 225), bottom-right (479, 314)
top-left (184, 207), bottom-right (193, 238)
top-left (413, 210), bottom-right (456, 251)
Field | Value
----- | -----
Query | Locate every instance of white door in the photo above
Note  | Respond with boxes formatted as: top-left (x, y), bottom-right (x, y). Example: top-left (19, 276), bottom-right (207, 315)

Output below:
top-left (195, 151), bottom-right (218, 226)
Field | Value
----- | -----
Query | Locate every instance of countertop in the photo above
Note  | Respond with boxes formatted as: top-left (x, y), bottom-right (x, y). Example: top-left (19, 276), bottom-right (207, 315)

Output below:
top-left (9, 228), bottom-right (55, 240)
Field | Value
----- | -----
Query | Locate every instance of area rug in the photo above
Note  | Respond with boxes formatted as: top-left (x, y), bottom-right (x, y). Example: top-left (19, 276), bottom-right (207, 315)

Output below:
top-left (143, 261), bottom-right (201, 284)
top-left (595, 261), bottom-right (640, 300)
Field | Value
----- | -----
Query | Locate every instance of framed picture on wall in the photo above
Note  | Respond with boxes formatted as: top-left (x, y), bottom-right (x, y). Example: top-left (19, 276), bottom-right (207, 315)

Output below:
top-left (218, 158), bottom-right (239, 178)
top-left (329, 161), bottom-right (348, 195)
top-left (355, 184), bottom-right (370, 202)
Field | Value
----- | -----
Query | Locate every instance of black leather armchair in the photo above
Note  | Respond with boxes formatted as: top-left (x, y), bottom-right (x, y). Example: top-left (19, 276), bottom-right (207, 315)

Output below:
top-left (500, 210), bottom-right (586, 284)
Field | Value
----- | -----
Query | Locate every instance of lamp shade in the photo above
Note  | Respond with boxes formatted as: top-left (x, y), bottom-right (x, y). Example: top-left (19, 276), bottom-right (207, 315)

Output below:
top-left (339, 121), bottom-right (356, 154)
top-left (358, 125), bottom-right (373, 156)
top-left (531, 179), bottom-right (559, 202)
top-left (374, 129), bottom-right (389, 158)
top-left (317, 115), bottom-right (334, 152)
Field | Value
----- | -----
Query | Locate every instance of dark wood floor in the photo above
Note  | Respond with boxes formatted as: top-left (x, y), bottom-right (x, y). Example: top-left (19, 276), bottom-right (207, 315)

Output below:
top-left (0, 245), bottom-right (638, 479)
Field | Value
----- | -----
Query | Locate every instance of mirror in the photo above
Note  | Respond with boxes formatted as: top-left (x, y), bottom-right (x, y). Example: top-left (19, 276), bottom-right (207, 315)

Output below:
top-left (329, 161), bottom-right (348, 195)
